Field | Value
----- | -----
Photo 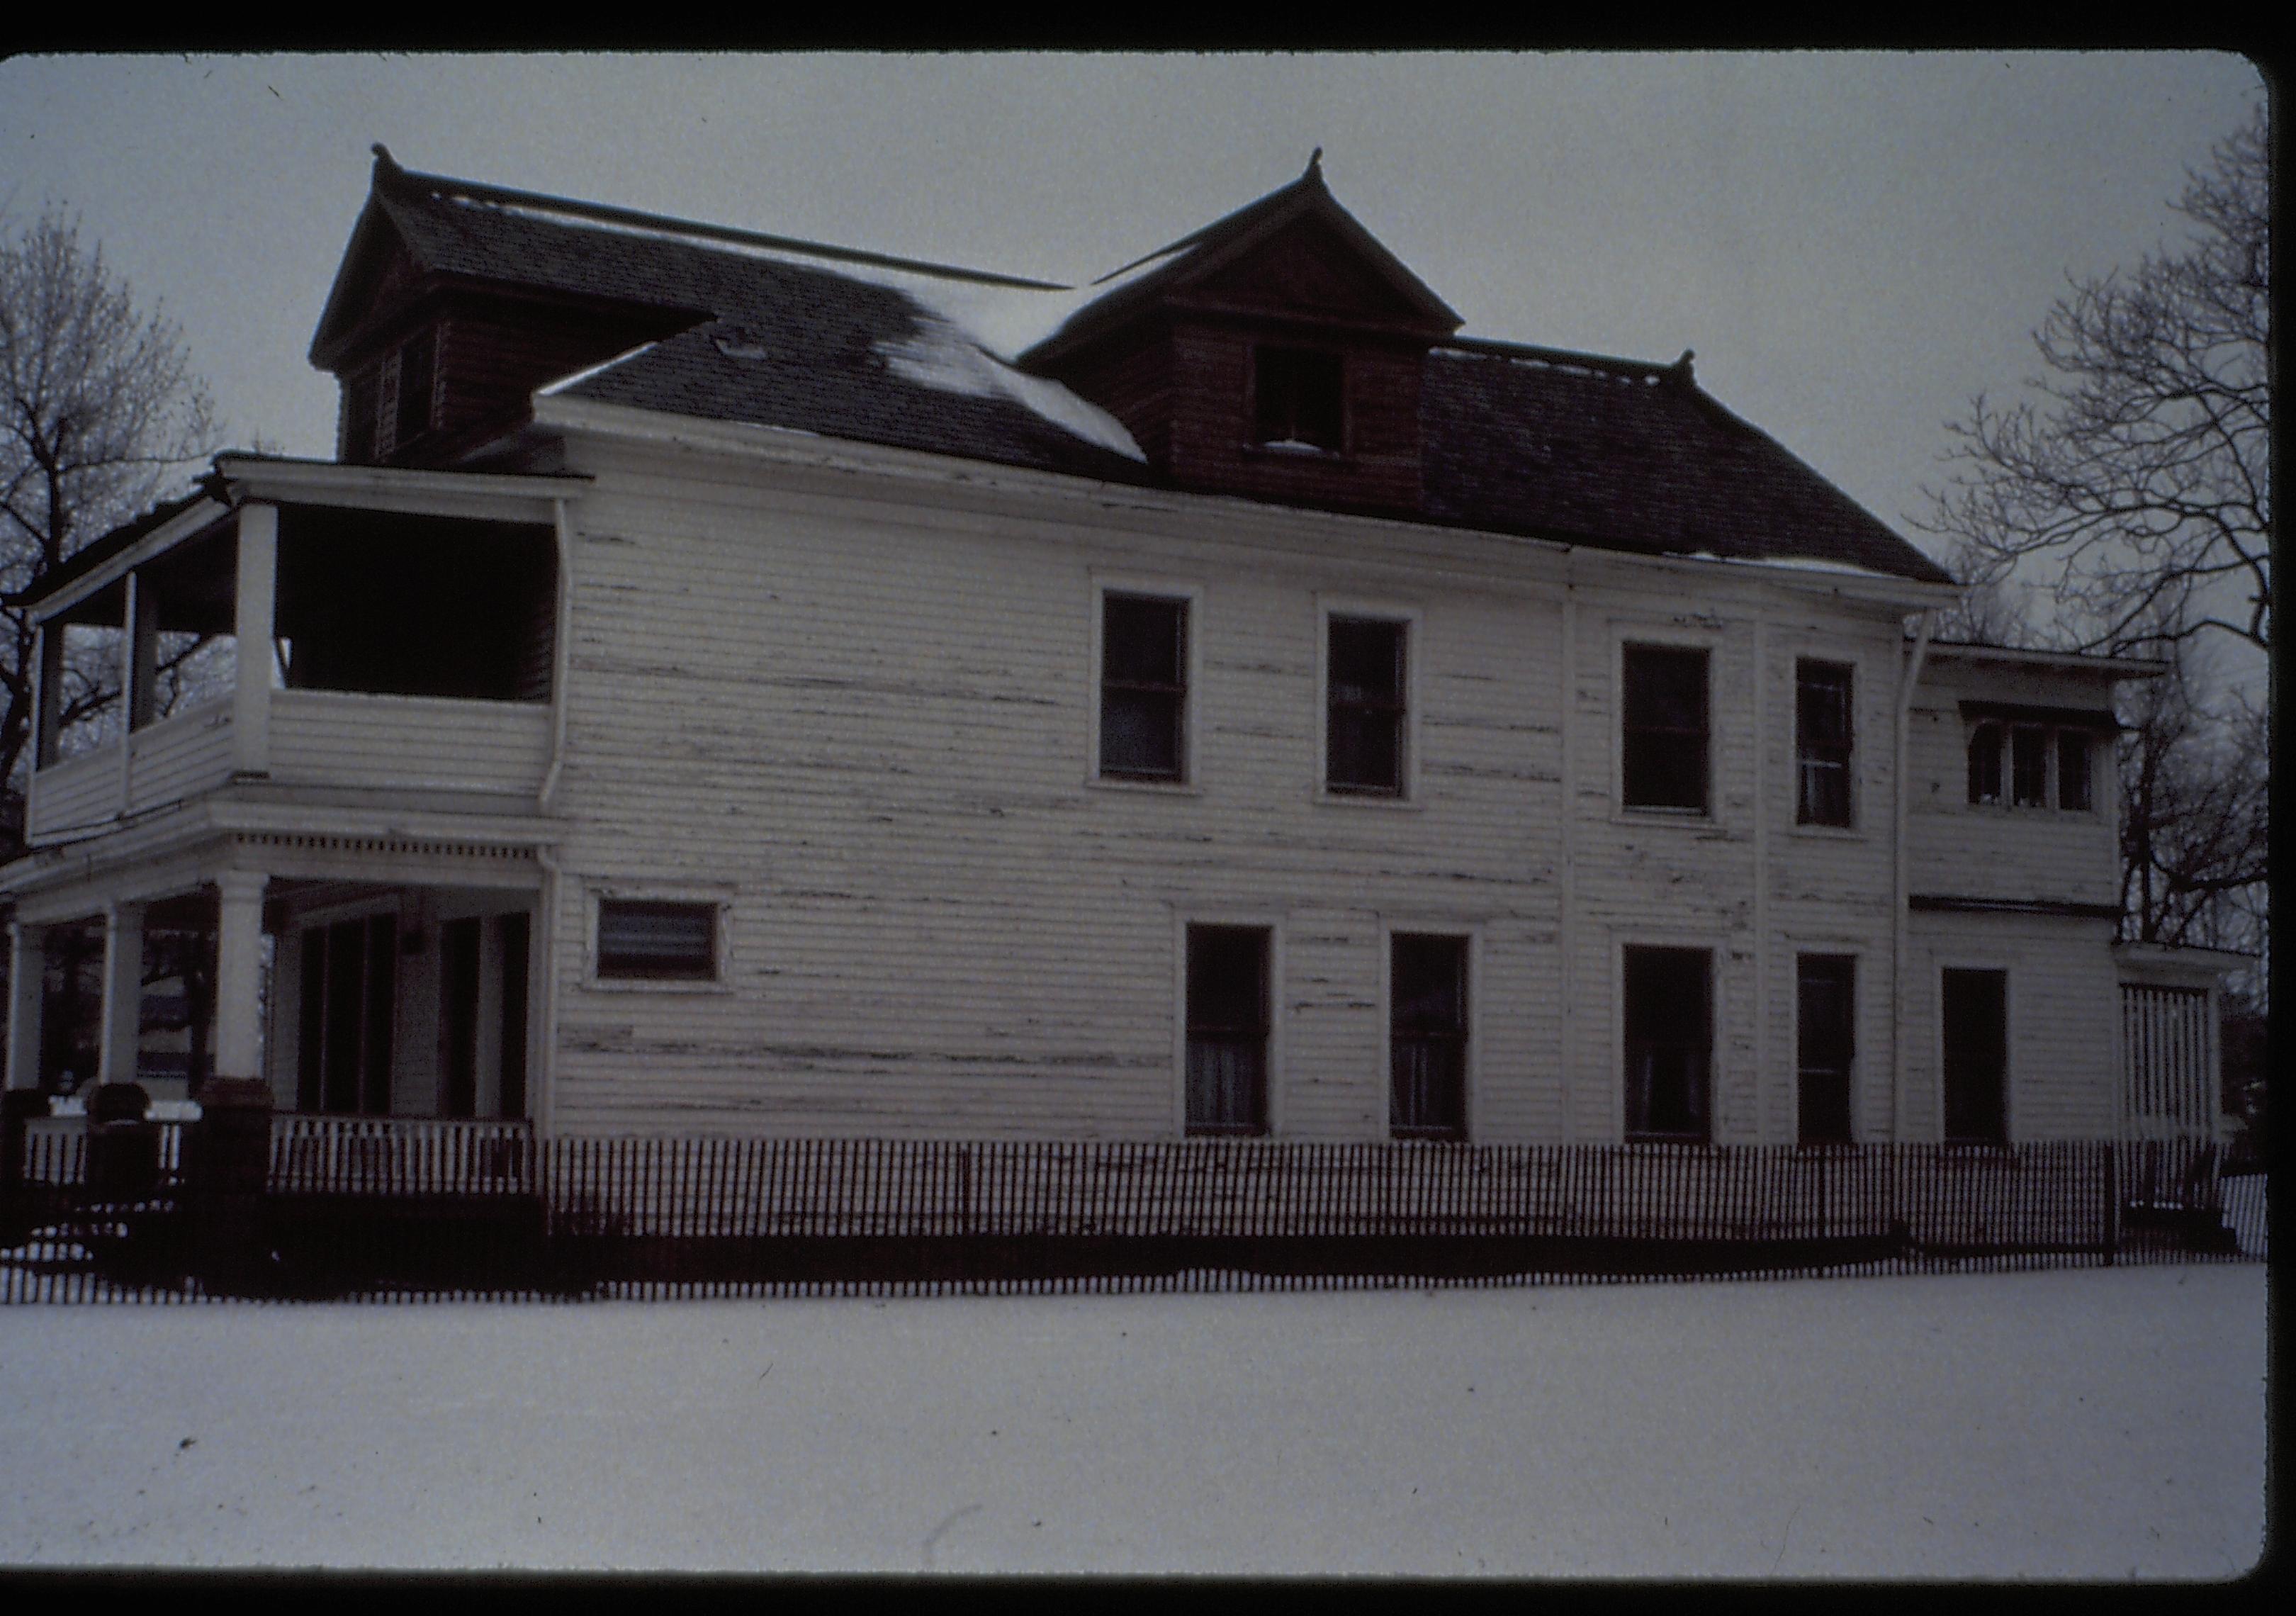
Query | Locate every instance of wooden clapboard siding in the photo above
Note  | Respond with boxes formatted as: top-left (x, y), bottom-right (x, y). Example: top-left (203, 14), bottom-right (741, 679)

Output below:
top-left (26, 746), bottom-right (119, 837)
top-left (267, 689), bottom-right (551, 795)
top-left (126, 701), bottom-right (235, 811)
top-left (536, 434), bottom-right (1920, 1144)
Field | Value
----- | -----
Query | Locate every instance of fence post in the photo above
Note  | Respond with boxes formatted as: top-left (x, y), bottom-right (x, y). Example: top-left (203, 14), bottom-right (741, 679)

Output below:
top-left (185, 1077), bottom-right (275, 1294)
top-left (0, 1088), bottom-right (47, 1240)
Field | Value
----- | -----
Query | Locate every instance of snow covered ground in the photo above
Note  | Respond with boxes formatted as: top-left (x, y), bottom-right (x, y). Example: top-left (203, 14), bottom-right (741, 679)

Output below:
top-left (0, 1264), bottom-right (2265, 1578)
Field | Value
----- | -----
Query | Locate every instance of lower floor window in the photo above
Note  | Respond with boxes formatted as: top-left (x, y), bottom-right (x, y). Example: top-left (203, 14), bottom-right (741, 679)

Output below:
top-left (596, 898), bottom-right (719, 982)
top-left (1185, 925), bottom-right (1269, 1135)
top-left (1390, 933), bottom-right (1468, 1139)
top-left (1796, 954), bottom-right (1856, 1145)
top-left (1942, 967), bottom-right (2008, 1143)
top-left (1625, 946), bottom-right (1711, 1142)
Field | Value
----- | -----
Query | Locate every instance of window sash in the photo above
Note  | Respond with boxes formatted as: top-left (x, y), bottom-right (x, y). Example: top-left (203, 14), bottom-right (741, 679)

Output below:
top-left (1796, 955), bottom-right (1856, 1145)
top-left (1795, 662), bottom-right (1854, 826)
top-left (1327, 617), bottom-right (1407, 794)
top-left (1966, 722), bottom-right (2005, 804)
top-left (1623, 946), bottom-right (1712, 1143)
top-left (1186, 925), bottom-right (1268, 1135)
top-left (597, 899), bottom-right (718, 981)
top-left (1623, 646), bottom-right (1709, 812)
top-left (1100, 595), bottom-right (1188, 781)
top-left (2010, 726), bottom-right (2049, 807)
top-left (2056, 729), bottom-right (2093, 811)
top-left (1390, 934), bottom-right (1467, 1138)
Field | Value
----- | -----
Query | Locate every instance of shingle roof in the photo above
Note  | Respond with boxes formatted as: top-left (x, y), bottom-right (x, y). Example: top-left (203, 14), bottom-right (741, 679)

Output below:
top-left (318, 152), bottom-right (1954, 586)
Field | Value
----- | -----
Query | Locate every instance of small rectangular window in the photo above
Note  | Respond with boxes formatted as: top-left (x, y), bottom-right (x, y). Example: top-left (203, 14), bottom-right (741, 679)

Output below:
top-left (1390, 933), bottom-right (1467, 1139)
top-left (2056, 729), bottom-right (2093, 812)
top-left (342, 363), bottom-right (380, 464)
top-left (1795, 661), bottom-right (1854, 826)
top-left (1327, 616), bottom-right (1407, 795)
top-left (1942, 967), bottom-right (2008, 1144)
top-left (1624, 946), bottom-right (1711, 1143)
top-left (1100, 593), bottom-right (1188, 782)
top-left (1796, 954), bottom-right (1856, 1145)
top-left (2010, 726), bottom-right (2049, 807)
top-left (597, 899), bottom-right (718, 982)
top-left (1186, 926), bottom-right (1269, 1136)
top-left (1966, 722), bottom-right (2004, 805)
top-left (1254, 347), bottom-right (1344, 451)
top-left (1623, 645), bottom-right (1709, 812)
top-left (395, 329), bottom-right (437, 449)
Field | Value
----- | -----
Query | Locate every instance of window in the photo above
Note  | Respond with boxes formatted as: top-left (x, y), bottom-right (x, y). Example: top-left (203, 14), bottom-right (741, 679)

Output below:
top-left (1966, 722), bottom-right (2004, 805)
top-left (1624, 946), bottom-right (1711, 1143)
top-left (1186, 926), bottom-right (1269, 1135)
top-left (1941, 968), bottom-right (2008, 1144)
top-left (341, 361), bottom-right (380, 464)
top-left (1327, 616), bottom-right (1407, 795)
top-left (1622, 645), bottom-right (1709, 812)
top-left (342, 330), bottom-right (438, 464)
top-left (2057, 729), bottom-right (2093, 812)
top-left (1253, 347), bottom-right (1344, 451)
top-left (1795, 661), bottom-right (1854, 826)
top-left (1796, 955), bottom-right (1856, 1145)
top-left (1099, 593), bottom-right (1188, 782)
top-left (2010, 726), bottom-right (2049, 807)
top-left (596, 899), bottom-right (718, 982)
top-left (394, 327), bottom-right (437, 449)
top-left (1390, 934), bottom-right (1467, 1139)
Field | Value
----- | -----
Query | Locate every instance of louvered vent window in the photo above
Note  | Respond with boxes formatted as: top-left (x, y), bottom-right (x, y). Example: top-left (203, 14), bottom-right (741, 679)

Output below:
top-left (597, 899), bottom-right (719, 982)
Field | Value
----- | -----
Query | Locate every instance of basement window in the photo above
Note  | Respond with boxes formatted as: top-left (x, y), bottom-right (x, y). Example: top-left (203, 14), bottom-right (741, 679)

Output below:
top-left (1252, 347), bottom-right (1344, 453)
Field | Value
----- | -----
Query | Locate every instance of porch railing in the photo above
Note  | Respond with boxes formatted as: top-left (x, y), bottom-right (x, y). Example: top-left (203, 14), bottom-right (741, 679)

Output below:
top-left (269, 1116), bottom-right (536, 1196)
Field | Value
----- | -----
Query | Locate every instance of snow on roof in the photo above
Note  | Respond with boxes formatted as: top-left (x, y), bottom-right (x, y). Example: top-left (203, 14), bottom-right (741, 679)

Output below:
top-left (875, 316), bottom-right (1146, 463)
top-left (1684, 550), bottom-right (1918, 580)
top-left (536, 340), bottom-right (667, 398)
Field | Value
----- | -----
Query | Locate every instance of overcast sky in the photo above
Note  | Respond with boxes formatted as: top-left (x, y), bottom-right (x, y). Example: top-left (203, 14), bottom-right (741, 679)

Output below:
top-left (0, 51), bottom-right (2266, 568)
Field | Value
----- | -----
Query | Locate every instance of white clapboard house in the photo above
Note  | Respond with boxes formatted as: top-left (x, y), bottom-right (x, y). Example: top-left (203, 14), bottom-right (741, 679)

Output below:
top-left (0, 149), bottom-right (2239, 1154)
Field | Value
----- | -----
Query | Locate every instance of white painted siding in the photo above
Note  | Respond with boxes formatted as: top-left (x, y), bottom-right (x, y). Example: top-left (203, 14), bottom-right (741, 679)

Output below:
top-left (267, 690), bottom-right (551, 796)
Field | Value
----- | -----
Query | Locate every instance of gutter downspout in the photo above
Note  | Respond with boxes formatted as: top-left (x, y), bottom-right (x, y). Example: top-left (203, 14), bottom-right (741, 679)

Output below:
top-left (1558, 559), bottom-right (1577, 1143)
top-left (1891, 609), bottom-right (1937, 1141)
top-left (539, 497), bottom-right (575, 813)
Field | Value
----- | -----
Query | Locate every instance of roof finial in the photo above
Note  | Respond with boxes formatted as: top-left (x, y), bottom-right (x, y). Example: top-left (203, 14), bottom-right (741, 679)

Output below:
top-left (1306, 147), bottom-right (1324, 181)
top-left (1672, 348), bottom-right (1696, 381)
top-left (371, 142), bottom-right (400, 174)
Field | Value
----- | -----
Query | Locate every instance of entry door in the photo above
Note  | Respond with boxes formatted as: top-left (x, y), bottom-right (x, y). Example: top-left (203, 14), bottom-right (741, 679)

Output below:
top-left (296, 914), bottom-right (397, 1115)
top-left (440, 912), bottom-right (531, 1120)
top-left (1942, 969), bottom-right (2008, 1144)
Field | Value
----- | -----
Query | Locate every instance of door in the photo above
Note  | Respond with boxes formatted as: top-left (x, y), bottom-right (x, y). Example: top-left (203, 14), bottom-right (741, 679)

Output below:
top-left (296, 913), bottom-right (397, 1115)
top-left (1942, 968), bottom-right (2008, 1144)
top-left (1797, 955), bottom-right (1856, 1145)
top-left (439, 912), bottom-right (532, 1120)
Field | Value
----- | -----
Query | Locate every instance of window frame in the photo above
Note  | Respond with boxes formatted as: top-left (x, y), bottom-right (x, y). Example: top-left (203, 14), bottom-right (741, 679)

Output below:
top-left (585, 887), bottom-right (733, 992)
top-left (1966, 720), bottom-right (2006, 806)
top-left (1794, 658), bottom-right (1856, 828)
top-left (1385, 926), bottom-right (1475, 1142)
top-left (1181, 921), bottom-right (1275, 1138)
top-left (1317, 600), bottom-right (1421, 804)
top-left (1794, 951), bottom-right (1858, 1146)
top-left (1172, 911), bottom-right (1284, 1137)
top-left (1966, 720), bottom-right (2103, 814)
top-left (1249, 344), bottom-right (1346, 454)
top-left (1621, 943), bottom-right (1715, 1145)
top-left (1088, 577), bottom-right (1203, 793)
top-left (1619, 639), bottom-right (1713, 817)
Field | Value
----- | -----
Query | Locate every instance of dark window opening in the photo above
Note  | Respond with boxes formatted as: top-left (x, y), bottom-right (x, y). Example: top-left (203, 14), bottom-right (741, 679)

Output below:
top-left (296, 913), bottom-right (396, 1116)
top-left (1966, 722), bottom-right (2004, 805)
top-left (1796, 954), bottom-right (1857, 1145)
top-left (2057, 730), bottom-right (2093, 812)
top-left (1625, 946), bottom-right (1711, 1143)
top-left (1100, 594), bottom-right (1188, 781)
top-left (1942, 968), bottom-right (2008, 1144)
top-left (1623, 645), bottom-right (1709, 812)
top-left (597, 899), bottom-right (718, 982)
top-left (1186, 925), bottom-right (1269, 1136)
top-left (342, 361), bottom-right (381, 465)
top-left (440, 917), bottom-right (482, 1119)
top-left (1796, 660), bottom-right (1854, 826)
top-left (1253, 347), bottom-right (1344, 451)
top-left (2010, 726), bottom-right (2049, 807)
top-left (1327, 616), bottom-right (1407, 795)
top-left (274, 507), bottom-right (556, 702)
top-left (498, 913), bottom-right (529, 1120)
top-left (1390, 933), bottom-right (1467, 1139)
top-left (394, 329), bottom-right (437, 451)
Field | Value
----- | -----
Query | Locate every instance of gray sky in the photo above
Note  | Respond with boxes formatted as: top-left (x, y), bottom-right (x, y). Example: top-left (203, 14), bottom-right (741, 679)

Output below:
top-left (0, 51), bottom-right (2266, 566)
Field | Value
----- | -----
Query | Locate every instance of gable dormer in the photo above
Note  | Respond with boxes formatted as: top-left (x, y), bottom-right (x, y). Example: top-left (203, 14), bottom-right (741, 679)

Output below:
top-left (310, 147), bottom-right (702, 470)
top-left (1021, 157), bottom-right (1463, 517)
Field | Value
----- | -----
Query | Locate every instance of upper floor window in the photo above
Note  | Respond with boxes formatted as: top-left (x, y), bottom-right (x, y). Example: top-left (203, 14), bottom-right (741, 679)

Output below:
top-left (1327, 615), bottom-right (1407, 795)
top-left (596, 899), bottom-right (719, 983)
top-left (1253, 347), bottom-right (1344, 452)
top-left (1622, 644), bottom-right (1709, 812)
top-left (342, 328), bottom-right (439, 463)
top-left (1966, 720), bottom-right (2097, 812)
top-left (1099, 593), bottom-right (1189, 782)
top-left (1795, 659), bottom-right (1854, 826)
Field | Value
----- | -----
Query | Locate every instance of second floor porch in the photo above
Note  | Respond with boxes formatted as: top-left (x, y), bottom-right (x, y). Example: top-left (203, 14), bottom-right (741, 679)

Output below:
top-left (21, 456), bottom-right (588, 844)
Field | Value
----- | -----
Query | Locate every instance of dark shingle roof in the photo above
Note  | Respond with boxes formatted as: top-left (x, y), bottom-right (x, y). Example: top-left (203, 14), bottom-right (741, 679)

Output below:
top-left (318, 152), bottom-right (1953, 585)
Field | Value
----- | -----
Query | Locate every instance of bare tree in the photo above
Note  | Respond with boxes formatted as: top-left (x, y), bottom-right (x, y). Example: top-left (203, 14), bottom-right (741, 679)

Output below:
top-left (1923, 104), bottom-right (2270, 660)
top-left (1, 206), bottom-right (220, 848)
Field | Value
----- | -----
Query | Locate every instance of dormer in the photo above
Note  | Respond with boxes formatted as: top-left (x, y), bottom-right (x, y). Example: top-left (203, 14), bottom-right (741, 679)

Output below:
top-left (1021, 155), bottom-right (1463, 516)
top-left (308, 147), bottom-right (703, 469)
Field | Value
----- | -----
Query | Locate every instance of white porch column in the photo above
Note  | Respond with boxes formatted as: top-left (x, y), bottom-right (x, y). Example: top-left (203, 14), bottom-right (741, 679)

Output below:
top-left (232, 503), bottom-right (278, 777)
top-left (213, 872), bottom-right (269, 1084)
top-left (5, 921), bottom-right (47, 1092)
top-left (96, 899), bottom-right (146, 1089)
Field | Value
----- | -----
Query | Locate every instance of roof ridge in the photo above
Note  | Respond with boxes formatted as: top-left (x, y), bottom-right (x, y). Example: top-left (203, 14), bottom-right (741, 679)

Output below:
top-left (1434, 335), bottom-right (1677, 381)
top-left (375, 147), bottom-right (1068, 293)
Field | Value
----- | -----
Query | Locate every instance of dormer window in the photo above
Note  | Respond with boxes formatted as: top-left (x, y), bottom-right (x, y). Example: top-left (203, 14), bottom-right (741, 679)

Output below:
top-left (341, 327), bottom-right (439, 464)
top-left (1252, 347), bottom-right (1344, 452)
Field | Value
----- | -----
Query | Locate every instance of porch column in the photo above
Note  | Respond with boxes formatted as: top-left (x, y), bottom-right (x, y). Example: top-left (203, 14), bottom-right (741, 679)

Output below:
top-left (96, 899), bottom-right (146, 1089)
top-left (232, 503), bottom-right (278, 777)
top-left (5, 921), bottom-right (47, 1092)
top-left (213, 872), bottom-right (269, 1084)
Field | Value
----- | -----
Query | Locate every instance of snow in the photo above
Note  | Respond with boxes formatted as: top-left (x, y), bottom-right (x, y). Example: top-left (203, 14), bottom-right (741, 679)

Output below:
top-left (0, 1264), bottom-right (2263, 1578)
top-left (534, 341), bottom-right (663, 398)
top-left (1685, 550), bottom-right (1906, 580)
top-left (875, 315), bottom-right (1147, 463)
